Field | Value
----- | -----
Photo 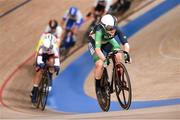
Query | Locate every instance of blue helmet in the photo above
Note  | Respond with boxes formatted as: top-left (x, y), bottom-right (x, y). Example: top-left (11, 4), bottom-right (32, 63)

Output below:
top-left (69, 7), bottom-right (78, 17)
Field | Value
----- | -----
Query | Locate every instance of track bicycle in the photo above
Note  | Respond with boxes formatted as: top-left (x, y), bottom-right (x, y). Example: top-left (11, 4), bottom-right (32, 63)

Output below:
top-left (35, 64), bottom-right (55, 111)
top-left (96, 50), bottom-right (132, 111)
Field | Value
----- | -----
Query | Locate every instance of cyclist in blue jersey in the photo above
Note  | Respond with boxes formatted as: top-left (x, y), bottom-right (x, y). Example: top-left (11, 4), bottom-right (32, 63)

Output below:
top-left (60, 6), bottom-right (84, 46)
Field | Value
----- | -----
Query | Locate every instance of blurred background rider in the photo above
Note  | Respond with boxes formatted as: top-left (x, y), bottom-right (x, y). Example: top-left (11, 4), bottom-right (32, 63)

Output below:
top-left (60, 6), bottom-right (84, 46)
top-left (85, 0), bottom-right (113, 21)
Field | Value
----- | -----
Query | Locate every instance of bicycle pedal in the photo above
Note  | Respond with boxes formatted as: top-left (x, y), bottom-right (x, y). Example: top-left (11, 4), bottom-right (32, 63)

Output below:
top-left (31, 103), bottom-right (37, 108)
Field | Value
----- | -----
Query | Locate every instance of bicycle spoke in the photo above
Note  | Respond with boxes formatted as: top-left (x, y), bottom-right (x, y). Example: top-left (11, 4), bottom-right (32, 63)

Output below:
top-left (40, 84), bottom-right (49, 110)
top-left (122, 74), bottom-right (129, 91)
top-left (115, 83), bottom-right (122, 95)
top-left (122, 89), bottom-right (127, 105)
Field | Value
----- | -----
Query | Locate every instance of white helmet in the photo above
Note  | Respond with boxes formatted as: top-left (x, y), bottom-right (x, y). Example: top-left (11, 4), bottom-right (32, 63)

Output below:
top-left (100, 14), bottom-right (117, 31)
top-left (43, 33), bottom-right (55, 49)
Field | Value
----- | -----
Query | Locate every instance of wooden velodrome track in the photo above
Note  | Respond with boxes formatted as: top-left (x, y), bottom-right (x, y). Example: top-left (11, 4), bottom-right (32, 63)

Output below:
top-left (0, 0), bottom-right (180, 119)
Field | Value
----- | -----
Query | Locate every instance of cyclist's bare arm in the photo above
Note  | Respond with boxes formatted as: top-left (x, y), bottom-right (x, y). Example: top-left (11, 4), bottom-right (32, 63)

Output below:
top-left (36, 48), bottom-right (44, 65)
top-left (53, 46), bottom-right (60, 67)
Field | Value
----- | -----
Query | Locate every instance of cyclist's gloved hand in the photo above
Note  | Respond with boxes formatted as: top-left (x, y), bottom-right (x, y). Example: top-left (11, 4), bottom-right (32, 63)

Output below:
top-left (124, 52), bottom-right (130, 63)
top-left (54, 66), bottom-right (60, 75)
top-left (103, 59), bottom-right (110, 67)
top-left (39, 63), bottom-right (45, 69)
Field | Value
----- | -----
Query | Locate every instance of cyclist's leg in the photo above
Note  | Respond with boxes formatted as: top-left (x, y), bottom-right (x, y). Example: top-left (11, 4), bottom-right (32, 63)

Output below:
top-left (71, 18), bottom-right (82, 45)
top-left (61, 29), bottom-right (68, 44)
top-left (94, 59), bottom-right (104, 90)
top-left (68, 29), bottom-right (76, 46)
top-left (61, 20), bottom-right (73, 47)
top-left (94, 47), bottom-right (111, 90)
top-left (88, 37), bottom-right (103, 91)
top-left (31, 69), bottom-right (42, 103)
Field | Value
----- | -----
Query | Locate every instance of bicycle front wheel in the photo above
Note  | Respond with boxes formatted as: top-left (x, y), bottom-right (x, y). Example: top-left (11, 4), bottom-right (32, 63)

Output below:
top-left (96, 68), bottom-right (111, 112)
top-left (36, 83), bottom-right (42, 109)
top-left (40, 83), bottom-right (49, 110)
top-left (114, 63), bottom-right (132, 110)
top-left (37, 72), bottom-right (50, 111)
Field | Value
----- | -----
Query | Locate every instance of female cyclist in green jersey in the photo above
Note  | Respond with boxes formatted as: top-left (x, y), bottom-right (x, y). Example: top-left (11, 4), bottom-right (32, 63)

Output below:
top-left (88, 14), bottom-right (131, 92)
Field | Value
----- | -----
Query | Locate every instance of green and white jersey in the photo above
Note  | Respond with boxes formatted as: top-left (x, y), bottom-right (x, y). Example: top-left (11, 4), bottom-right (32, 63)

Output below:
top-left (90, 24), bottom-right (120, 49)
top-left (88, 24), bottom-right (128, 62)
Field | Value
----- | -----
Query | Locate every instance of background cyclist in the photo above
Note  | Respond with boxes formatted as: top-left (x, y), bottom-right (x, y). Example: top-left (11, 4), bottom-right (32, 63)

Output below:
top-left (60, 6), bottom-right (84, 47)
top-left (88, 14), bottom-right (131, 93)
top-left (85, 0), bottom-right (113, 21)
top-left (31, 33), bottom-right (60, 104)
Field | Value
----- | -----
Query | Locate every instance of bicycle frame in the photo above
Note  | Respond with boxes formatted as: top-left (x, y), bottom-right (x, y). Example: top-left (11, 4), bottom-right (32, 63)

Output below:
top-left (107, 50), bottom-right (125, 92)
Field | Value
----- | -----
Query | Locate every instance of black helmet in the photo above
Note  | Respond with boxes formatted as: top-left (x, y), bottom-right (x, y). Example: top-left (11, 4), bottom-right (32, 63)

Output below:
top-left (49, 19), bottom-right (58, 29)
top-left (98, 0), bottom-right (105, 2)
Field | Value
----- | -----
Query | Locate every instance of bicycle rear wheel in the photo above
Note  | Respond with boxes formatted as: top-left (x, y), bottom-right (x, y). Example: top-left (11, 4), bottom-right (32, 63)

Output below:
top-left (114, 63), bottom-right (132, 110)
top-left (96, 68), bottom-right (111, 112)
